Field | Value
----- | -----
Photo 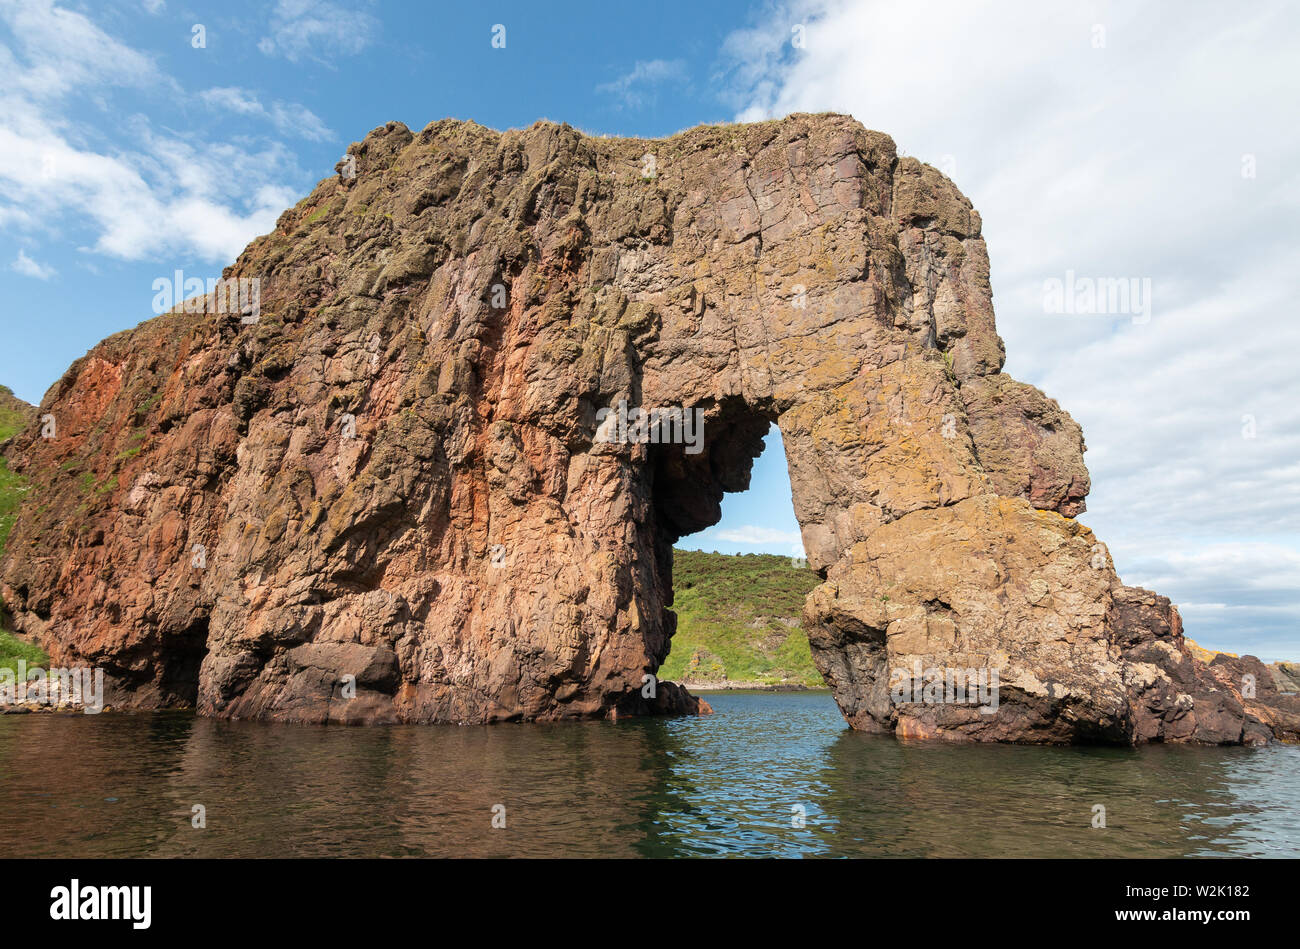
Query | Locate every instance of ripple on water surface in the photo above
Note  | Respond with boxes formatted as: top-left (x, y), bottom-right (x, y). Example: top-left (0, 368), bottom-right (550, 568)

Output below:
top-left (1, 691), bottom-right (1297, 857)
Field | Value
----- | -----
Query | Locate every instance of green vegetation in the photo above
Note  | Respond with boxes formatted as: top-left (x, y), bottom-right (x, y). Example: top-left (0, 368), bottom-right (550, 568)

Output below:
top-left (133, 391), bottom-right (161, 421)
top-left (0, 386), bottom-right (28, 564)
top-left (0, 455), bottom-right (23, 570)
top-left (0, 385), bottom-right (47, 669)
top-left (0, 386), bottom-right (24, 432)
top-left (0, 628), bottom-right (46, 672)
top-left (306, 199), bottom-right (335, 224)
top-left (660, 549), bottom-right (825, 688)
top-left (116, 429), bottom-right (147, 462)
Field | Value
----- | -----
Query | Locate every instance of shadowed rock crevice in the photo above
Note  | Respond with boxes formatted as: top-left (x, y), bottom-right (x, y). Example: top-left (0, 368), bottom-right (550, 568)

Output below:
top-left (158, 616), bottom-right (211, 707)
top-left (1, 113), bottom-right (1295, 742)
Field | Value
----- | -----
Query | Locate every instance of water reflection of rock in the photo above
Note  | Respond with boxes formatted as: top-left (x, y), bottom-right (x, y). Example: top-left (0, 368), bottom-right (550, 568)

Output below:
top-left (165, 716), bottom-right (706, 857)
top-left (1, 712), bottom-right (705, 857)
top-left (0, 713), bottom-right (199, 856)
top-left (814, 729), bottom-right (1278, 858)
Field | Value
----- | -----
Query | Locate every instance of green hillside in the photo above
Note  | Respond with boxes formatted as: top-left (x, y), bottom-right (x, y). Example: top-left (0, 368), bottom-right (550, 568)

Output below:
top-left (0, 385), bottom-right (30, 554)
top-left (660, 548), bottom-right (825, 689)
top-left (0, 385), bottom-right (47, 670)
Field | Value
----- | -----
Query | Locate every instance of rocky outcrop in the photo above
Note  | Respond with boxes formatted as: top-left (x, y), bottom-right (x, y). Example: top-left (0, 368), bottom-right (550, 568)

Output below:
top-left (1, 113), bottom-right (1295, 741)
top-left (1272, 662), bottom-right (1300, 694)
top-left (1186, 639), bottom-right (1300, 700)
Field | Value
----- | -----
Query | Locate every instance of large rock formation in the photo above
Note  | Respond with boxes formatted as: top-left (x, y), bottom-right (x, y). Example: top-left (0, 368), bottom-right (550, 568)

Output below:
top-left (2, 113), bottom-right (1295, 741)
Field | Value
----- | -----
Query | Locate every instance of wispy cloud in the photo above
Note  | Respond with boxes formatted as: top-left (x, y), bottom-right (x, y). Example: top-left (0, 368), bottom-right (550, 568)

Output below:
top-left (596, 58), bottom-right (688, 109)
top-left (257, 0), bottom-right (379, 64)
top-left (0, 0), bottom-right (167, 99)
top-left (0, 1), bottom-right (314, 263)
top-left (11, 248), bottom-right (55, 279)
top-left (707, 526), bottom-right (803, 547)
top-left (200, 86), bottom-right (332, 141)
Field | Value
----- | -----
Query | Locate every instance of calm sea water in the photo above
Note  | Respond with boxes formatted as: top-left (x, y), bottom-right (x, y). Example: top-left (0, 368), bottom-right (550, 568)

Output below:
top-left (1, 691), bottom-right (1297, 858)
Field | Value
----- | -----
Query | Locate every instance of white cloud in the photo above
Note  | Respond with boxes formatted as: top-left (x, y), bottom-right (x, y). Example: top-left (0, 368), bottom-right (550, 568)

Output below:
top-left (0, 103), bottom-right (300, 262)
top-left (258, 0), bottom-right (379, 64)
top-left (597, 59), bottom-right (688, 109)
top-left (11, 248), bottom-right (55, 279)
top-left (0, 2), bottom-right (316, 263)
top-left (707, 526), bottom-right (803, 547)
top-left (724, 0), bottom-right (1300, 656)
top-left (141, 0), bottom-right (165, 14)
top-left (200, 86), bottom-right (332, 141)
top-left (0, 0), bottom-right (166, 99)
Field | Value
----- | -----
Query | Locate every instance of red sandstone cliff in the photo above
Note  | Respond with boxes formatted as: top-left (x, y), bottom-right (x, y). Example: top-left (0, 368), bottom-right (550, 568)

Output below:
top-left (1, 114), bottom-right (1295, 741)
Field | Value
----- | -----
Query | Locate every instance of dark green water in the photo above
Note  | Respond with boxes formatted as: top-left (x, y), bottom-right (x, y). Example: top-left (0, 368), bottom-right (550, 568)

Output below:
top-left (1, 691), bottom-right (1297, 857)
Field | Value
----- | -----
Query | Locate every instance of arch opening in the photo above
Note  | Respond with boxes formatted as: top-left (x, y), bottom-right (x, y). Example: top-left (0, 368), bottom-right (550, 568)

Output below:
top-left (649, 411), bottom-right (827, 693)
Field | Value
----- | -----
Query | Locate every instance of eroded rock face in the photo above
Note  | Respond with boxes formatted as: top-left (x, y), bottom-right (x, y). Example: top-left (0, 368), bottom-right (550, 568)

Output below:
top-left (1, 113), bottom-right (1294, 741)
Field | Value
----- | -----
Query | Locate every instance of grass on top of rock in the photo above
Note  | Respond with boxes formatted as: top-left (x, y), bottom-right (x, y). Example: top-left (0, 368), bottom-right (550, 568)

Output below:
top-left (659, 548), bottom-right (825, 689)
top-left (0, 385), bottom-right (47, 670)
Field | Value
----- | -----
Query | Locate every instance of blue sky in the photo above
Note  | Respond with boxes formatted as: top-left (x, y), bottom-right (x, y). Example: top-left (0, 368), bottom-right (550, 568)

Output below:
top-left (2, 1), bottom-right (1298, 658)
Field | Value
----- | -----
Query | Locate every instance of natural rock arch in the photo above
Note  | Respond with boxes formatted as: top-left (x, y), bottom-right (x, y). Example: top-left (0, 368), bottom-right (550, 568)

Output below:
top-left (2, 113), bottom-right (1296, 742)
